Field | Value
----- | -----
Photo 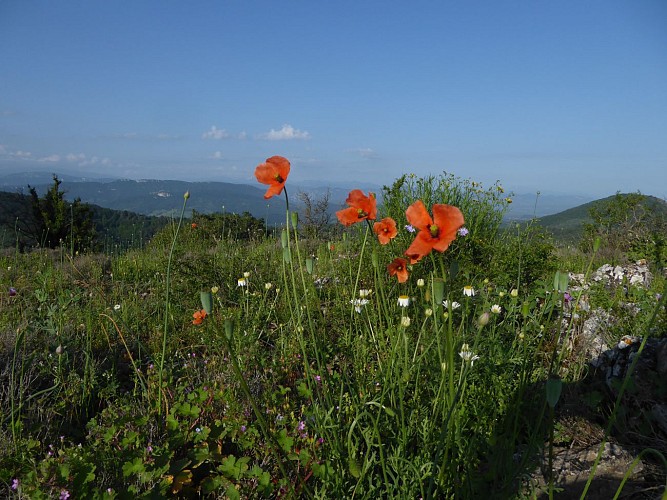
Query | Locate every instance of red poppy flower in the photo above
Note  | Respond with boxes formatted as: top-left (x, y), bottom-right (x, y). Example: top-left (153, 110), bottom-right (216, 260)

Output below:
top-left (192, 309), bottom-right (207, 325)
top-left (404, 201), bottom-right (464, 263)
top-left (191, 223), bottom-right (198, 229)
top-left (254, 156), bottom-right (291, 199)
top-left (387, 257), bottom-right (409, 283)
top-left (373, 217), bottom-right (398, 245)
top-left (336, 190), bottom-right (377, 226)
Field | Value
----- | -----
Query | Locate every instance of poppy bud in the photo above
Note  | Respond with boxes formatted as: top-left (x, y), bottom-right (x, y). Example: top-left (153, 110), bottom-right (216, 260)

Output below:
top-left (224, 318), bottom-right (234, 340)
top-left (546, 377), bottom-right (562, 409)
top-left (371, 250), bottom-right (379, 268)
top-left (433, 279), bottom-right (445, 306)
top-left (200, 291), bottom-right (213, 314)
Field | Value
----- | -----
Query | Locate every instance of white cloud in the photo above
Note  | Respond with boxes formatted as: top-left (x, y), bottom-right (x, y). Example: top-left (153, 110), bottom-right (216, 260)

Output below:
top-left (211, 151), bottom-right (224, 159)
top-left (12, 150), bottom-right (32, 158)
top-left (66, 153), bottom-right (86, 162)
top-left (349, 147), bottom-right (378, 159)
top-left (63, 153), bottom-right (111, 166)
top-left (38, 154), bottom-right (61, 162)
top-left (261, 124), bottom-right (310, 141)
top-left (202, 126), bottom-right (230, 140)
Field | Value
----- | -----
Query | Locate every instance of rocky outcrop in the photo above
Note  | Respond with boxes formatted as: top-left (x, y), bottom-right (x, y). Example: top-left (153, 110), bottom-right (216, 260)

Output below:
top-left (531, 261), bottom-right (666, 498)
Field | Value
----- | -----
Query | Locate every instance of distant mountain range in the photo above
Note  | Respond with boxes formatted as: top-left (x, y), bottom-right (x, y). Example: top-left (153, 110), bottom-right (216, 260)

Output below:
top-left (0, 170), bottom-right (601, 225)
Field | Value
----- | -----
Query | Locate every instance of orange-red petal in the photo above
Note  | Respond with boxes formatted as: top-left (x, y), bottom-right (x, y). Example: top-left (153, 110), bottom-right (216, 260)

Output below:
top-left (373, 217), bottom-right (398, 245)
top-left (431, 204), bottom-right (465, 252)
top-left (254, 156), bottom-right (291, 199)
top-left (345, 190), bottom-right (377, 220)
top-left (336, 207), bottom-right (362, 226)
top-left (192, 309), bottom-right (207, 325)
top-left (404, 232), bottom-right (435, 263)
top-left (404, 202), bottom-right (465, 262)
top-left (405, 200), bottom-right (433, 232)
top-left (387, 257), bottom-right (409, 283)
top-left (336, 190), bottom-right (378, 226)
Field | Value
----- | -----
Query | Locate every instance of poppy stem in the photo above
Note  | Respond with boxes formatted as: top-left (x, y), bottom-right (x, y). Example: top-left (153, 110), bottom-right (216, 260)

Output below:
top-left (350, 222), bottom-right (371, 318)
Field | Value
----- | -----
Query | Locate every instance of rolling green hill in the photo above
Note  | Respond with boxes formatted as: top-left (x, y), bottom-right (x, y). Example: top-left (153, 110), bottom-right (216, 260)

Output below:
top-left (537, 193), bottom-right (667, 243)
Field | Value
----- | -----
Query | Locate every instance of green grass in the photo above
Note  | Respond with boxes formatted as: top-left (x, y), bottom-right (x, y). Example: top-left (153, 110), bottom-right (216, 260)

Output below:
top-left (0, 170), bottom-right (665, 499)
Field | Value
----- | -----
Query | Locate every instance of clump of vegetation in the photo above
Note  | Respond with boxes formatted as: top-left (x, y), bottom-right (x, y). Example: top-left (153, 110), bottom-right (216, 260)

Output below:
top-left (0, 176), bottom-right (170, 253)
top-left (0, 158), bottom-right (665, 498)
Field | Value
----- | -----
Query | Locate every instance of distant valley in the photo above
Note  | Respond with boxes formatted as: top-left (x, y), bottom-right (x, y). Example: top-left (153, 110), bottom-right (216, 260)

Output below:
top-left (1, 171), bottom-right (599, 225)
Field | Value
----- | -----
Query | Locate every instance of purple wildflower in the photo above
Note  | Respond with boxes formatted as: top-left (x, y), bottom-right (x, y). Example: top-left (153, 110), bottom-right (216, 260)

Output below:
top-left (457, 227), bottom-right (469, 237)
top-left (11, 479), bottom-right (19, 490)
top-left (9, 287), bottom-right (17, 297)
top-left (240, 425), bottom-right (247, 433)
top-left (404, 224), bottom-right (416, 233)
top-left (60, 490), bottom-right (70, 500)
top-left (563, 292), bottom-right (572, 303)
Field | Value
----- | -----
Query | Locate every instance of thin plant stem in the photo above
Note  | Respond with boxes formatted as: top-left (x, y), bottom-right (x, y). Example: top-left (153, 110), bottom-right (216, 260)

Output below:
top-left (157, 194), bottom-right (188, 415)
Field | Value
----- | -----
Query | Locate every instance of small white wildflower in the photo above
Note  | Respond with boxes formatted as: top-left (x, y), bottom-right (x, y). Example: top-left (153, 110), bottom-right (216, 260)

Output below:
top-left (458, 343), bottom-right (480, 366)
top-left (114, 304), bottom-right (121, 311)
top-left (237, 278), bottom-right (247, 287)
top-left (491, 304), bottom-right (502, 314)
top-left (398, 295), bottom-right (410, 307)
top-left (442, 300), bottom-right (461, 310)
top-left (350, 298), bottom-right (369, 313)
top-left (463, 286), bottom-right (475, 297)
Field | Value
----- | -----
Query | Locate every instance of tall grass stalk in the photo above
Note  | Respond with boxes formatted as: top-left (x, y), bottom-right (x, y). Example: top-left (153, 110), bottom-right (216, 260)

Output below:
top-left (157, 192), bottom-right (189, 415)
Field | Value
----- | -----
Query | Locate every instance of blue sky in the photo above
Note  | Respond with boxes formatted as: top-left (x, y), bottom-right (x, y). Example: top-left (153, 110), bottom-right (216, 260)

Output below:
top-left (1, 1), bottom-right (666, 197)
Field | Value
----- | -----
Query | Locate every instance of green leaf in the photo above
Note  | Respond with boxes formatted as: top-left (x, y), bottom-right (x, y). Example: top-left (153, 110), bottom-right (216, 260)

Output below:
top-left (122, 457), bottom-right (145, 477)
top-left (297, 381), bottom-right (312, 399)
top-left (276, 429), bottom-right (294, 454)
top-left (226, 484), bottom-right (241, 500)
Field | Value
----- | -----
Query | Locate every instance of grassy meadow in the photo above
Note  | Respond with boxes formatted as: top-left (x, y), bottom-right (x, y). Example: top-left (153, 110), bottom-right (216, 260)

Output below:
top-left (1, 160), bottom-right (666, 499)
